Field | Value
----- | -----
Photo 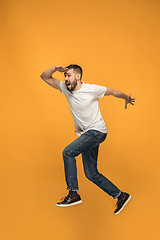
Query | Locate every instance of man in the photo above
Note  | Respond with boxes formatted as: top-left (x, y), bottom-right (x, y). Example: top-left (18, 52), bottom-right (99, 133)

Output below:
top-left (40, 64), bottom-right (135, 215)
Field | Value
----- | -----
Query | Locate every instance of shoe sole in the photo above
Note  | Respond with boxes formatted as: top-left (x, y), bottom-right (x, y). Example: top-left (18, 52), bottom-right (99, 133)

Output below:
top-left (56, 200), bottom-right (82, 207)
top-left (114, 195), bottom-right (132, 215)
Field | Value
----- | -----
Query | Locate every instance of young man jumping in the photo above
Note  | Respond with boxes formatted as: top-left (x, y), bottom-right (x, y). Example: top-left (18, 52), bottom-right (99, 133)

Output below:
top-left (40, 64), bottom-right (135, 215)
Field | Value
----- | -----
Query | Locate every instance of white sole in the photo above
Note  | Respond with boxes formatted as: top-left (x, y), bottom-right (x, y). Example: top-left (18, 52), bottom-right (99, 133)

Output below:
top-left (114, 195), bottom-right (132, 215)
top-left (56, 200), bottom-right (82, 207)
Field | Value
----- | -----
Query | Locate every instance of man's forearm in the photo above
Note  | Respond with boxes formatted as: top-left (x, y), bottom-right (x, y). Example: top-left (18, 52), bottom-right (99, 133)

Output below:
top-left (40, 67), bottom-right (57, 79)
top-left (113, 89), bottom-right (129, 101)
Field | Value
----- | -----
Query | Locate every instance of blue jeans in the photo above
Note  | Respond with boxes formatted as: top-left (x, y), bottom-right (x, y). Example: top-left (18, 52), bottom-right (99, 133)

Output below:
top-left (62, 129), bottom-right (121, 199)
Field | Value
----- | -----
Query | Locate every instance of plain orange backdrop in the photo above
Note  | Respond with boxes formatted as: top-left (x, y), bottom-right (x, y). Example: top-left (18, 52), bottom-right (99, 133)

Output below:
top-left (0, 0), bottom-right (160, 239)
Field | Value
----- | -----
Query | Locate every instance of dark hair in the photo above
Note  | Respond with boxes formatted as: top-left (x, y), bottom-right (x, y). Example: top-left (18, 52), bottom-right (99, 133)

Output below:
top-left (65, 64), bottom-right (83, 80)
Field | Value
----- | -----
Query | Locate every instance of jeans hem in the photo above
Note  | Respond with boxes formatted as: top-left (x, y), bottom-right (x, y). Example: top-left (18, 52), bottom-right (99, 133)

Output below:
top-left (114, 190), bottom-right (121, 199)
top-left (67, 187), bottom-right (79, 191)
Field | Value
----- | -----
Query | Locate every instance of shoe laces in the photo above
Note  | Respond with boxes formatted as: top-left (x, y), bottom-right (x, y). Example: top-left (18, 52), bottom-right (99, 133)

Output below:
top-left (61, 194), bottom-right (70, 201)
top-left (115, 199), bottom-right (123, 207)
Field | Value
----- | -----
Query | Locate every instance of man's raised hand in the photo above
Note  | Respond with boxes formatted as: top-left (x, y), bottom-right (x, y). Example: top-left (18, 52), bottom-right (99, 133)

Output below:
top-left (55, 66), bottom-right (68, 72)
top-left (125, 94), bottom-right (135, 109)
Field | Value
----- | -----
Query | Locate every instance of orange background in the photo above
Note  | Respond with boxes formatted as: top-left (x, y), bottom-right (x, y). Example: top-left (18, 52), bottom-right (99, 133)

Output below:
top-left (0, 0), bottom-right (160, 239)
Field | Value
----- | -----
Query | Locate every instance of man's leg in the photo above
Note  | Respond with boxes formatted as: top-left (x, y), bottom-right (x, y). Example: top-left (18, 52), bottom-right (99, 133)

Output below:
top-left (81, 144), bottom-right (121, 199)
top-left (81, 134), bottom-right (132, 215)
top-left (56, 130), bottom-right (107, 207)
top-left (62, 130), bottom-right (106, 191)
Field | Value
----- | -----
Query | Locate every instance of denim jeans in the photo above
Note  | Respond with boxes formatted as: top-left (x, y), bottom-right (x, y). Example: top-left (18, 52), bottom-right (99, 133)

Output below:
top-left (62, 129), bottom-right (121, 199)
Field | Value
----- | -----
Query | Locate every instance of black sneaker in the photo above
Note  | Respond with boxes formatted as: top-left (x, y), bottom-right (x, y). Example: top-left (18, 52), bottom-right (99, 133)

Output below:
top-left (56, 193), bottom-right (82, 207)
top-left (114, 192), bottom-right (132, 215)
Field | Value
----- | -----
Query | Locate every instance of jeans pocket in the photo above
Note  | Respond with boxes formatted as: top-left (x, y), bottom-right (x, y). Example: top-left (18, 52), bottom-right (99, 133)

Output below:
top-left (84, 130), bottom-right (107, 145)
top-left (97, 133), bottom-right (107, 144)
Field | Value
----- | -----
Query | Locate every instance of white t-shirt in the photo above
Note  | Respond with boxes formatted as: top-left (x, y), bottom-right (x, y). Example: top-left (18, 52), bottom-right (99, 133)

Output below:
top-left (60, 81), bottom-right (107, 136)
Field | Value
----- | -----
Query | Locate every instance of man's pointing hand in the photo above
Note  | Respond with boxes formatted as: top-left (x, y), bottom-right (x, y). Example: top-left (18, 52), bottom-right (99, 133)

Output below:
top-left (125, 94), bottom-right (135, 109)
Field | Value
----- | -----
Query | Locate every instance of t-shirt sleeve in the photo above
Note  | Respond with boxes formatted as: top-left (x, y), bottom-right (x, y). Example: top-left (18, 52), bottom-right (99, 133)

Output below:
top-left (60, 81), bottom-right (65, 94)
top-left (92, 84), bottom-right (107, 98)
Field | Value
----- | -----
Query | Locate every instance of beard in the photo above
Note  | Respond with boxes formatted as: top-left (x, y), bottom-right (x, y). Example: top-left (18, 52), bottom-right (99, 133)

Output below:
top-left (65, 78), bottom-right (77, 92)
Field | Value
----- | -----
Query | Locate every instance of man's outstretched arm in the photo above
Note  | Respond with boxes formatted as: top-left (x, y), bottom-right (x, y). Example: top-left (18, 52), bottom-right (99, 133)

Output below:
top-left (105, 88), bottom-right (135, 109)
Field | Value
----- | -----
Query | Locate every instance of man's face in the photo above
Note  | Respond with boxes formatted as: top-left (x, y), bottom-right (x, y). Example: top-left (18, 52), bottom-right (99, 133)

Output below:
top-left (64, 69), bottom-right (79, 92)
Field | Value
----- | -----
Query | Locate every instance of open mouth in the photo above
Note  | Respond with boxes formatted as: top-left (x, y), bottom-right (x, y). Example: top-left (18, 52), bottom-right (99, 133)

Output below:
top-left (65, 82), bottom-right (71, 87)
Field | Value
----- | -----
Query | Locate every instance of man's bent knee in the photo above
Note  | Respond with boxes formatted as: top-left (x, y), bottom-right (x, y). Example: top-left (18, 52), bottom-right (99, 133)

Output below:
top-left (62, 146), bottom-right (75, 158)
top-left (62, 147), bottom-right (70, 158)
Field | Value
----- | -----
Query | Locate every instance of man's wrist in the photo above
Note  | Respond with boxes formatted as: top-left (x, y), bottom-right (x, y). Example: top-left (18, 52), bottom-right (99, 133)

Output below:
top-left (125, 95), bottom-right (129, 101)
top-left (118, 92), bottom-right (129, 101)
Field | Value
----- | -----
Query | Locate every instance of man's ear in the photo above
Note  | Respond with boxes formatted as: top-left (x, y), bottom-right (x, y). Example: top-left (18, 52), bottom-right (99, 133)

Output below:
top-left (76, 73), bottom-right (81, 80)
